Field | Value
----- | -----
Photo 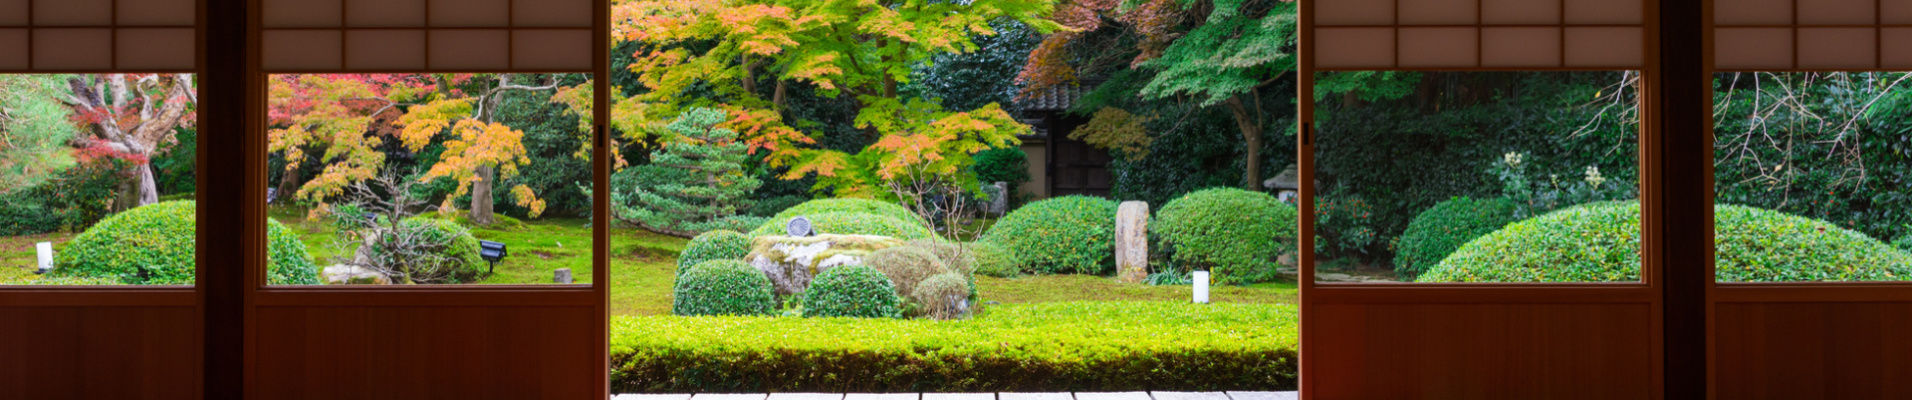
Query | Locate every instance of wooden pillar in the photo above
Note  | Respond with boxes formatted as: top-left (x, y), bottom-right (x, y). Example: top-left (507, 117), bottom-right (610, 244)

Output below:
top-left (200, 0), bottom-right (249, 398)
top-left (1657, 0), bottom-right (1708, 398)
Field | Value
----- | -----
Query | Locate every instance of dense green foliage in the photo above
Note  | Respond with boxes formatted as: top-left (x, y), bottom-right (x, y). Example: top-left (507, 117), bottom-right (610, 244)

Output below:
top-left (967, 241), bottom-right (1018, 277)
top-left (55, 201), bottom-right (320, 285)
top-left (611, 108), bottom-right (766, 237)
top-left (750, 212), bottom-right (935, 240)
top-left (677, 230), bottom-right (752, 272)
top-left (866, 246), bottom-right (949, 296)
top-left (1153, 188), bottom-right (1297, 284)
top-left (981, 196), bottom-right (1118, 275)
top-left (0, 74), bottom-right (79, 193)
top-left (911, 272), bottom-right (972, 319)
top-left (802, 265), bottom-right (903, 319)
top-left (372, 217), bottom-right (489, 284)
top-left (1393, 197), bottom-right (1518, 280)
top-left (970, 147), bottom-right (1031, 201)
top-left (488, 77), bottom-right (595, 218)
top-left (672, 260), bottom-right (778, 317)
top-left (0, 275), bottom-right (123, 285)
top-left (0, 199), bottom-right (60, 236)
top-left (768, 198), bottom-right (925, 227)
top-left (609, 302), bottom-right (1298, 392)
top-left (1422, 201), bottom-right (1912, 282)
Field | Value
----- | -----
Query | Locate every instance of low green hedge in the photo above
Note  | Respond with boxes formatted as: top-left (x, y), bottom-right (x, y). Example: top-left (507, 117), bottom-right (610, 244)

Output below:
top-left (981, 196), bottom-right (1119, 275)
top-left (750, 211), bottom-right (935, 240)
top-left (1153, 188), bottom-right (1297, 284)
top-left (610, 302), bottom-right (1298, 393)
top-left (1393, 196), bottom-right (1518, 280)
top-left (678, 230), bottom-right (752, 273)
top-left (1421, 201), bottom-right (1912, 282)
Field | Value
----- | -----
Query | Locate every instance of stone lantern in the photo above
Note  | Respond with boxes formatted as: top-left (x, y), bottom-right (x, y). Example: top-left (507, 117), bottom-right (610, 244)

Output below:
top-left (1263, 163), bottom-right (1302, 203)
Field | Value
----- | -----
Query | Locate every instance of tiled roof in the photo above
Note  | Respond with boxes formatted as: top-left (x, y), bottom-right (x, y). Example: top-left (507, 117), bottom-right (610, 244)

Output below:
top-left (1017, 78), bottom-right (1103, 112)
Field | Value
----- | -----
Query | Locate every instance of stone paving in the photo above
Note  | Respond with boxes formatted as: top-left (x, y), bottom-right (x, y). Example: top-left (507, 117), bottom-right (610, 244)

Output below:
top-left (613, 392), bottom-right (1298, 400)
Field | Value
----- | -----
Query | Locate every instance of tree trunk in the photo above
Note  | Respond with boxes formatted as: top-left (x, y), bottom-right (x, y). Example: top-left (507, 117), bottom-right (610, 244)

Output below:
top-left (469, 165), bottom-right (496, 225)
top-left (275, 162), bottom-right (303, 203)
top-left (1225, 96), bottom-right (1264, 190)
top-left (134, 163), bottom-right (158, 206)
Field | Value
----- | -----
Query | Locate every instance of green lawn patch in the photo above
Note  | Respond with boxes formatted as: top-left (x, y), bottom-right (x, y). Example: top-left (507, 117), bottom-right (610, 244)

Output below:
top-left (610, 301), bottom-right (1299, 393)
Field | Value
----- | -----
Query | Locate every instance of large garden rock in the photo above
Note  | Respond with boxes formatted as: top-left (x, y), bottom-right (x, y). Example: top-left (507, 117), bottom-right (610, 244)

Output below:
top-left (746, 234), bottom-right (905, 297)
top-left (1116, 201), bottom-right (1149, 283)
top-left (321, 264), bottom-right (391, 285)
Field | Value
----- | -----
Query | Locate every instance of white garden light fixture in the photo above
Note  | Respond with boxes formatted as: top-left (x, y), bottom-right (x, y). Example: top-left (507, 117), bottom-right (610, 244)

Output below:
top-left (35, 242), bottom-right (54, 274)
top-left (1193, 269), bottom-right (1210, 304)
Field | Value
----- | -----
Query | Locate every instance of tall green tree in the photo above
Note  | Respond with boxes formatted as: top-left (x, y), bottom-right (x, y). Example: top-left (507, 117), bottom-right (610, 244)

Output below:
top-left (610, 108), bottom-right (765, 237)
top-left (0, 75), bottom-right (80, 195)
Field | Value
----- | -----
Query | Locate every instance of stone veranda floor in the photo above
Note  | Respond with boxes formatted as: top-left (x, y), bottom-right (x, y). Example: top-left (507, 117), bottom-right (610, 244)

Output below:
top-left (614, 392), bottom-right (1299, 400)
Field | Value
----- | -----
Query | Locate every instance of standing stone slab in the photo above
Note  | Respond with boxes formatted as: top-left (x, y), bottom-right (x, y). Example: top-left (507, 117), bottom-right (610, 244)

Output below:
top-left (1075, 393), bottom-right (1149, 400)
top-left (1115, 201), bottom-right (1150, 284)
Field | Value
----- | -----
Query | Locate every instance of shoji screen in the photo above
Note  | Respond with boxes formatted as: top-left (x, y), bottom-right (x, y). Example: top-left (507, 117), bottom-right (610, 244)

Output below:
top-left (0, 0), bottom-right (201, 398)
top-left (1710, 0), bottom-right (1912, 398)
top-left (1300, 0), bottom-right (1660, 398)
top-left (249, 0), bottom-right (607, 397)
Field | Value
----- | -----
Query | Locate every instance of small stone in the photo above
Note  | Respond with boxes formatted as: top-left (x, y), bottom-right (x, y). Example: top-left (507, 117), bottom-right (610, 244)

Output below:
top-left (1115, 201), bottom-right (1149, 284)
top-left (554, 268), bottom-right (573, 284)
top-left (321, 265), bottom-right (391, 285)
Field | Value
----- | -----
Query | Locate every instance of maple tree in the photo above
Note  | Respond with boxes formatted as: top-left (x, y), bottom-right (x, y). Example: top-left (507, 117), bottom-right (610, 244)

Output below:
top-left (269, 74), bottom-right (581, 224)
top-left (56, 74), bottom-right (198, 207)
top-left (1018, 0), bottom-right (1297, 188)
top-left (604, 0), bottom-right (1063, 198)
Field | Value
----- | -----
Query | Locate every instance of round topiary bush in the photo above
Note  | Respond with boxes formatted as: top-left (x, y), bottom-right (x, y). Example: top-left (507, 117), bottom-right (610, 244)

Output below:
top-left (54, 201), bottom-right (321, 285)
top-left (865, 246), bottom-right (949, 295)
top-left (769, 198), bottom-right (925, 226)
top-left (749, 211), bottom-right (935, 240)
top-left (981, 195), bottom-right (1119, 275)
top-left (910, 272), bottom-right (971, 319)
top-left (1420, 201), bottom-right (1912, 282)
top-left (802, 264), bottom-right (902, 318)
top-left (1153, 187), bottom-right (1298, 284)
top-left (671, 259), bottom-right (778, 316)
top-left (376, 217), bottom-right (488, 283)
top-left (1393, 196), bottom-right (1519, 280)
top-left (678, 230), bottom-right (752, 273)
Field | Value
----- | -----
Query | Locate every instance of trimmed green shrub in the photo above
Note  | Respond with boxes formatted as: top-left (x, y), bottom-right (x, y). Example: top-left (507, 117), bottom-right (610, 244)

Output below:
top-left (747, 195), bottom-right (809, 218)
top-left (981, 195), bottom-right (1119, 275)
top-left (672, 259), bottom-right (778, 316)
top-left (610, 107), bottom-right (766, 237)
top-left (54, 201), bottom-right (321, 285)
top-left (866, 246), bottom-right (949, 296)
top-left (968, 241), bottom-right (1018, 277)
top-left (750, 211), bottom-right (935, 240)
top-left (1393, 196), bottom-right (1518, 280)
top-left (0, 201), bottom-right (59, 236)
top-left (911, 272), bottom-right (971, 319)
top-left (610, 302), bottom-right (1299, 392)
top-left (373, 217), bottom-right (488, 283)
top-left (1153, 188), bottom-right (1297, 284)
top-left (1421, 201), bottom-right (1912, 282)
top-left (768, 198), bottom-right (925, 227)
top-left (802, 265), bottom-right (902, 318)
top-left (678, 230), bottom-right (752, 273)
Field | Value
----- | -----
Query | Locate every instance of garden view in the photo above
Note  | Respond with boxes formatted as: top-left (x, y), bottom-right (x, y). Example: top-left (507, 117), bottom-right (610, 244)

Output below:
top-left (2, 0), bottom-right (1909, 393)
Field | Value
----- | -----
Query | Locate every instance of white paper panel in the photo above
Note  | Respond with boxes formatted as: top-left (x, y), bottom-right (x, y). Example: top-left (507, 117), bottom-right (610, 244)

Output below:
top-left (1564, 27), bottom-right (1642, 67)
top-left (265, 0), bottom-right (343, 27)
top-left (0, 29), bottom-right (25, 69)
top-left (348, 0), bottom-right (426, 27)
top-left (1482, 0), bottom-right (1560, 24)
top-left (1714, 0), bottom-right (1794, 25)
top-left (118, 0), bottom-right (196, 26)
top-left (1714, 28), bottom-right (1794, 69)
top-left (513, 0), bottom-right (592, 27)
top-left (31, 28), bottom-right (111, 70)
top-left (1880, 28), bottom-right (1912, 67)
top-left (116, 28), bottom-right (194, 69)
top-left (1798, 0), bottom-right (1876, 24)
top-left (512, 30), bottom-right (590, 70)
top-left (1314, 28), bottom-right (1395, 68)
top-left (431, 0), bottom-right (510, 27)
top-left (1564, 0), bottom-right (1642, 24)
top-left (1398, 27), bottom-right (1478, 67)
top-left (1482, 27), bottom-right (1561, 66)
top-left (1400, 0), bottom-right (1478, 25)
top-left (429, 29), bottom-right (508, 69)
top-left (1886, 0), bottom-right (1912, 24)
top-left (33, 0), bottom-right (112, 26)
top-left (1315, 0), bottom-right (1393, 25)
top-left (263, 30), bottom-right (343, 70)
top-left (1797, 28), bottom-right (1876, 68)
top-left (0, 0), bottom-right (28, 26)
top-left (347, 30), bottom-right (426, 70)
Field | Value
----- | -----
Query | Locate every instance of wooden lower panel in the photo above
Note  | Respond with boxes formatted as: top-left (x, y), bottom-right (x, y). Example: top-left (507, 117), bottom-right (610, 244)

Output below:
top-left (0, 306), bottom-right (200, 400)
top-left (254, 306), bottom-right (597, 400)
top-left (1311, 303), bottom-right (1655, 400)
top-left (1715, 302), bottom-right (1912, 400)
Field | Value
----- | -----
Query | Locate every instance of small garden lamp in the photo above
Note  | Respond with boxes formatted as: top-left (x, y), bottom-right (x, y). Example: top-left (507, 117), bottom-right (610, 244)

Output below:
top-left (35, 242), bottom-right (54, 274)
top-left (479, 240), bottom-right (508, 273)
top-left (1192, 268), bottom-right (1210, 304)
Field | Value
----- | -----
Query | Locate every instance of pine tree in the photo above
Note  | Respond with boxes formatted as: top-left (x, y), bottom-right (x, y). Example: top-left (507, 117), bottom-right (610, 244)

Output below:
top-left (611, 108), bottom-right (765, 237)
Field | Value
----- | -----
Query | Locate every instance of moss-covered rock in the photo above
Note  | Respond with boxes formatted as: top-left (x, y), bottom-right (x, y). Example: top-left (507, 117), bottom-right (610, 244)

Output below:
top-left (744, 234), bottom-right (905, 297)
